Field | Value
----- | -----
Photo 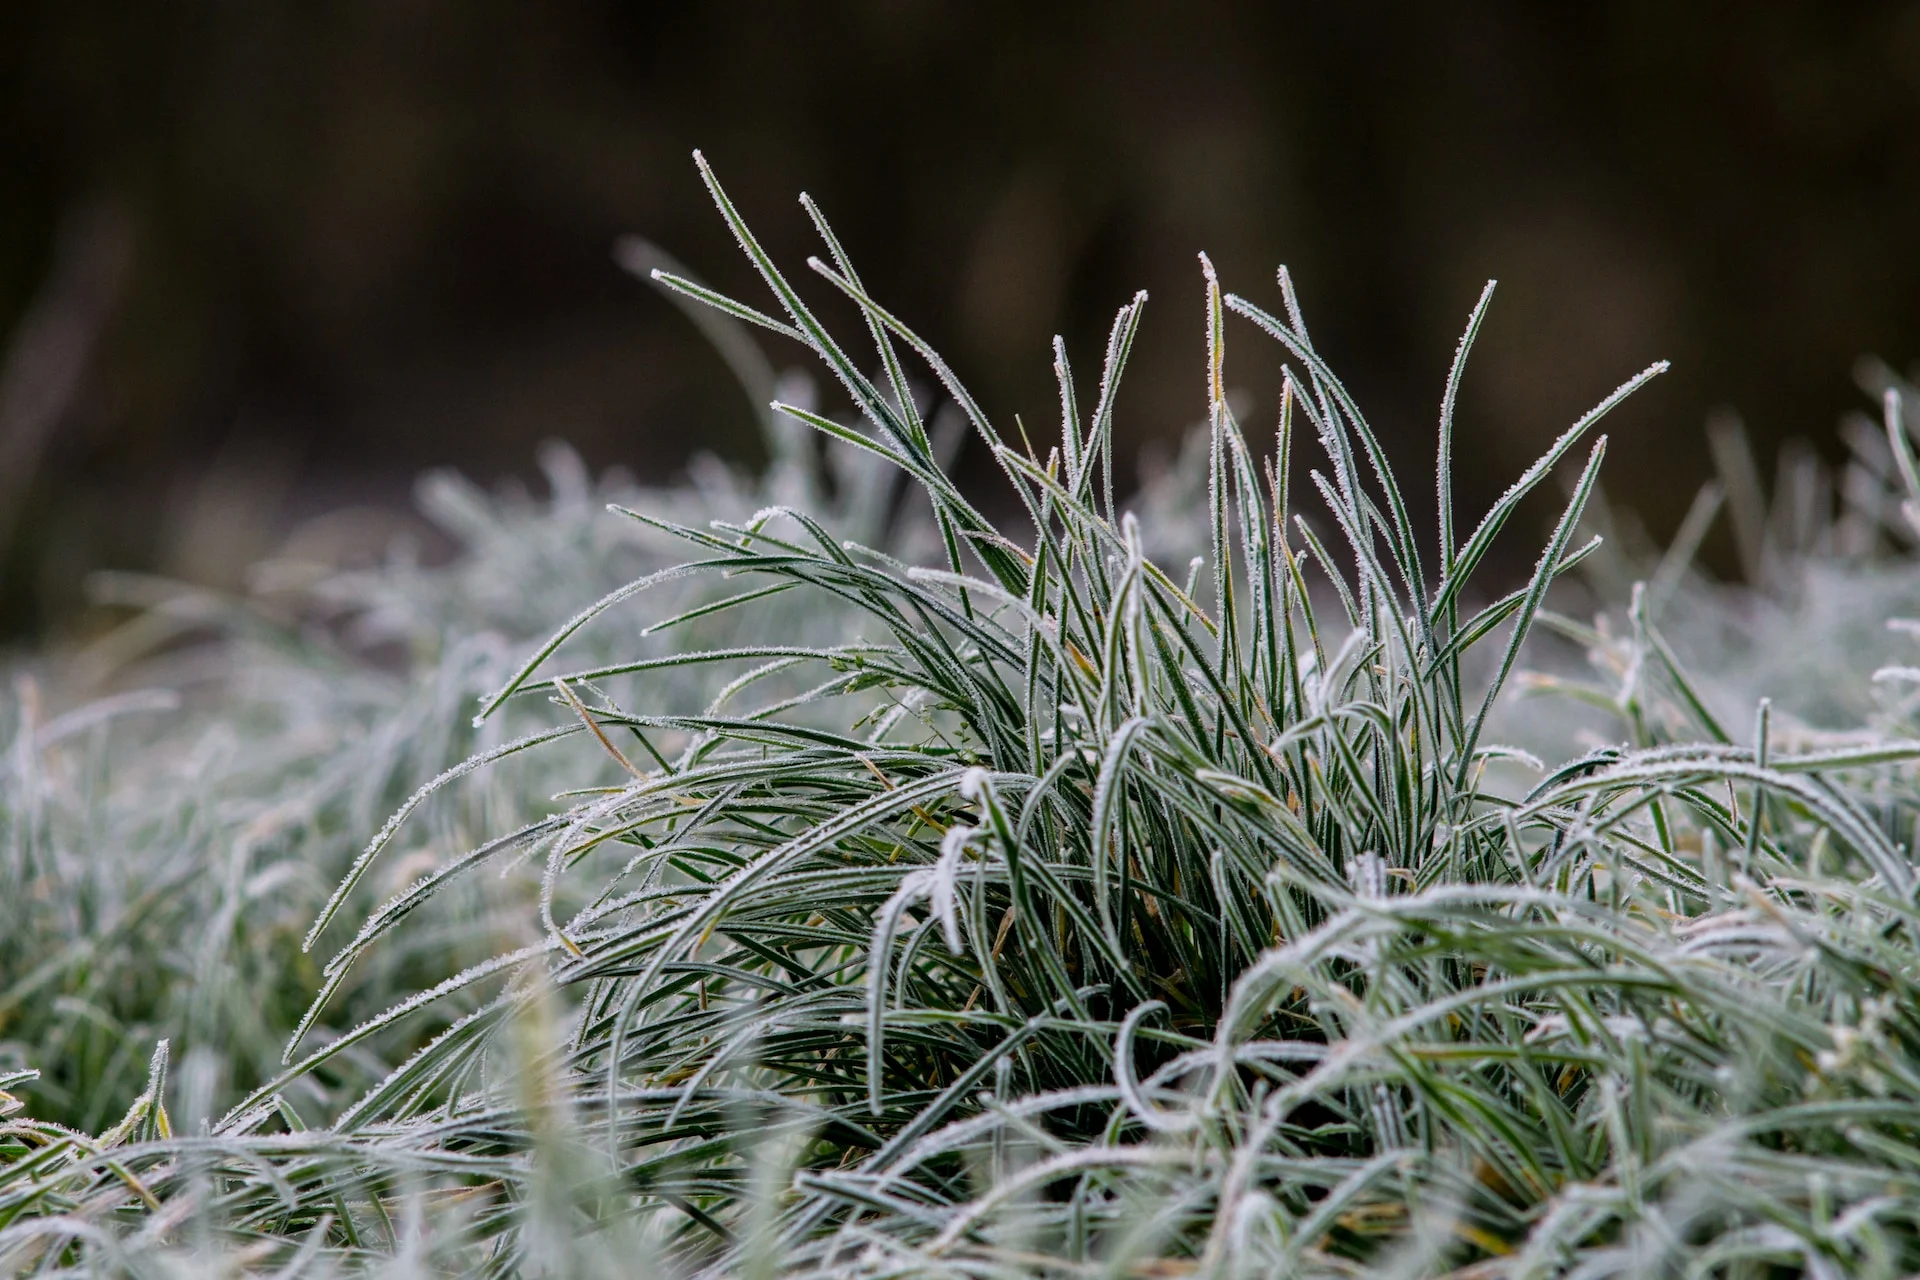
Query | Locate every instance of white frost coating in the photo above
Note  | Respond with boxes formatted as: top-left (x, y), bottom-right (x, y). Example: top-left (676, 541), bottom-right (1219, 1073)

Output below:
top-left (1090, 716), bottom-right (1150, 952)
top-left (474, 559), bottom-right (708, 722)
top-left (1113, 1000), bottom-right (1197, 1135)
top-left (1437, 360), bottom-right (1666, 612)
top-left (1053, 334), bottom-right (1081, 486)
top-left (302, 723), bottom-right (582, 954)
top-left (281, 940), bottom-right (548, 1070)
top-left (31, 688), bottom-right (182, 749)
top-left (866, 862), bottom-right (940, 1114)
top-left (1084, 291), bottom-right (1148, 511)
top-left (1347, 850), bottom-right (1387, 902)
top-left (929, 824), bottom-right (973, 955)
top-left (1437, 280), bottom-right (1498, 569)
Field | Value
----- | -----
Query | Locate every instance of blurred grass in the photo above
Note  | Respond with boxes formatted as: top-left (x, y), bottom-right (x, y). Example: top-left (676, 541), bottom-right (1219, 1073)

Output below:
top-left (8, 3), bottom-right (1920, 635)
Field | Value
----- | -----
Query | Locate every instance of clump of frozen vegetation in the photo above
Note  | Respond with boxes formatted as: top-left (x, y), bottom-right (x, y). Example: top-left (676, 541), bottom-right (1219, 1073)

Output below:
top-left (4, 157), bottom-right (1920, 1277)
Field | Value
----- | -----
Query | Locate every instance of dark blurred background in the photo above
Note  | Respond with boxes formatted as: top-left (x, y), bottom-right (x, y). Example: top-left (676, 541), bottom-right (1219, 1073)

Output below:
top-left (2, 1), bottom-right (1917, 637)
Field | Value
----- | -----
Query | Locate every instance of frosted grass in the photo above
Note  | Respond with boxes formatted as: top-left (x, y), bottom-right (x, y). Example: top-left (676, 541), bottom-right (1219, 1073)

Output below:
top-left (5, 159), bottom-right (1920, 1276)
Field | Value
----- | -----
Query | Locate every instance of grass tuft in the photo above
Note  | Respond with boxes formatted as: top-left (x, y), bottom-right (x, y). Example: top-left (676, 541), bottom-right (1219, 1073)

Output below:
top-left (6, 160), bottom-right (1920, 1276)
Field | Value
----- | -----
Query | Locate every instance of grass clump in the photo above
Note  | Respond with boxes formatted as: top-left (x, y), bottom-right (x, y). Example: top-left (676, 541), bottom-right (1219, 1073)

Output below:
top-left (0, 383), bottom-right (917, 1134)
top-left (6, 156), bottom-right (1920, 1276)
